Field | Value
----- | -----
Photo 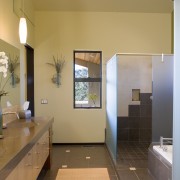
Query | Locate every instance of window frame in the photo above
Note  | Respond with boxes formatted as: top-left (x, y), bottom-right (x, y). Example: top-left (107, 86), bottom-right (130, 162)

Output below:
top-left (73, 50), bottom-right (102, 109)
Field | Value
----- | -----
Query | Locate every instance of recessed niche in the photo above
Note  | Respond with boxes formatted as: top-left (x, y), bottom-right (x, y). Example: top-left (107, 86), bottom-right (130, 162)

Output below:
top-left (132, 89), bottom-right (140, 101)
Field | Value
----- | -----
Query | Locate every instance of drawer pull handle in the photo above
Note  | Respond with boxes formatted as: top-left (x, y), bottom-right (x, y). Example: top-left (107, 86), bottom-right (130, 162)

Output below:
top-left (26, 164), bottom-right (32, 166)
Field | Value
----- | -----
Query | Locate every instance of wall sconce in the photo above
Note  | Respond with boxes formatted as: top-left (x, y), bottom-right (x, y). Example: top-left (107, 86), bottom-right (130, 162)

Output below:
top-left (19, 17), bottom-right (27, 44)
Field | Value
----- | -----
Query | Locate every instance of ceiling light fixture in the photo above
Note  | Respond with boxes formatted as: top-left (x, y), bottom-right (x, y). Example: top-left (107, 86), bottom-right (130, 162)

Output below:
top-left (19, 0), bottom-right (27, 44)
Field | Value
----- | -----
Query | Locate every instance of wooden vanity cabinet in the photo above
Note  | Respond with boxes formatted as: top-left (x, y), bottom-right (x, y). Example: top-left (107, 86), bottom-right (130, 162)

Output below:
top-left (33, 131), bottom-right (50, 178)
top-left (6, 130), bottom-right (50, 180)
top-left (6, 149), bottom-right (33, 180)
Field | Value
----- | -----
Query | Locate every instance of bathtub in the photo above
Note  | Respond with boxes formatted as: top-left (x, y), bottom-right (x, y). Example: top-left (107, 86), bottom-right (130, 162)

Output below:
top-left (153, 145), bottom-right (172, 165)
top-left (148, 144), bottom-right (172, 180)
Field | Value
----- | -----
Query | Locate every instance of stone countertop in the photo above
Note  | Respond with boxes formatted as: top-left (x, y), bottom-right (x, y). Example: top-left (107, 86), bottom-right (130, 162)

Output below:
top-left (0, 116), bottom-right (54, 178)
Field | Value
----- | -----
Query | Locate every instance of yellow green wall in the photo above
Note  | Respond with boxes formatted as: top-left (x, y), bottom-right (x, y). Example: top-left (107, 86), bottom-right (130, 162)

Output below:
top-left (0, 0), bottom-right (20, 47)
top-left (0, 0), bottom-right (35, 105)
top-left (0, 1), bottom-right (172, 143)
top-left (34, 11), bottom-right (172, 143)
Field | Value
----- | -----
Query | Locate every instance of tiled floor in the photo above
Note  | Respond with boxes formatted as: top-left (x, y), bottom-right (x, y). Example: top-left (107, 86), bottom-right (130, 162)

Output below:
top-left (38, 144), bottom-right (118, 180)
top-left (115, 142), bottom-right (155, 180)
top-left (38, 143), bottom-right (155, 180)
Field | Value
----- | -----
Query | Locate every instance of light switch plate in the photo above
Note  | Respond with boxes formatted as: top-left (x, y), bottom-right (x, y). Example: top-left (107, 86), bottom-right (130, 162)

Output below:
top-left (41, 99), bottom-right (48, 104)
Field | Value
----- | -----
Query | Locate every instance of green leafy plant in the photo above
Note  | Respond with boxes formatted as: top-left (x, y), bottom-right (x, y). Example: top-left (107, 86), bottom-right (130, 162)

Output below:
top-left (88, 93), bottom-right (98, 106)
top-left (47, 55), bottom-right (65, 74)
top-left (8, 55), bottom-right (20, 74)
top-left (8, 55), bottom-right (20, 87)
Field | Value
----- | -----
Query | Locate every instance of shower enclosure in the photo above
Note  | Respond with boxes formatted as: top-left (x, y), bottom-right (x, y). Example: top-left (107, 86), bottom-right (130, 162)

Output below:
top-left (106, 53), bottom-right (173, 162)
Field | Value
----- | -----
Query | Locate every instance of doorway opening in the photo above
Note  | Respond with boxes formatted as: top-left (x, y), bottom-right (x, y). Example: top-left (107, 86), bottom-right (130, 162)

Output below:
top-left (25, 45), bottom-right (34, 116)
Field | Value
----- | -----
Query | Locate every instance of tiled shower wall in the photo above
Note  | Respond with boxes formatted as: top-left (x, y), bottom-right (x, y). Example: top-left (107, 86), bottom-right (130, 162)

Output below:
top-left (117, 93), bottom-right (152, 143)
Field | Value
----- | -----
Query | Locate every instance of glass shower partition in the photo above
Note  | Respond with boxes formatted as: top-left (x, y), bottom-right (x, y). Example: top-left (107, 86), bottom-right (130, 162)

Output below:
top-left (106, 55), bottom-right (118, 160)
top-left (152, 55), bottom-right (174, 142)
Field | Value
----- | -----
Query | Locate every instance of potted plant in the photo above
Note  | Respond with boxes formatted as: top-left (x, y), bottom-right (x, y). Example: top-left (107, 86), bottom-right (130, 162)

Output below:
top-left (88, 93), bottom-right (98, 107)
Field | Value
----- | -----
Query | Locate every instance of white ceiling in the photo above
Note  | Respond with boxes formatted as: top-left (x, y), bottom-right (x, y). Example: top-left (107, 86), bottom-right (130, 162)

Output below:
top-left (32, 0), bottom-right (173, 13)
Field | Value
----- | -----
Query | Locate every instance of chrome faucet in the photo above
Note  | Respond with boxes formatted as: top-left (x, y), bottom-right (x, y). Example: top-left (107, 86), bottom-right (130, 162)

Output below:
top-left (160, 136), bottom-right (173, 148)
top-left (2, 111), bottom-right (20, 119)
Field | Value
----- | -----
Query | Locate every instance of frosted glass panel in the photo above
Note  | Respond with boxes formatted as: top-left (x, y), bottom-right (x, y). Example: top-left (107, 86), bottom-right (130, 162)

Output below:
top-left (106, 56), bottom-right (117, 160)
top-left (152, 55), bottom-right (173, 142)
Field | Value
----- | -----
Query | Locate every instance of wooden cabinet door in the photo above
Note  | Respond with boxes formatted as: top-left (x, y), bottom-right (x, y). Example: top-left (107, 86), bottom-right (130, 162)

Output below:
top-left (32, 130), bottom-right (50, 178)
top-left (6, 167), bottom-right (18, 180)
top-left (17, 150), bottom-right (33, 180)
top-left (6, 130), bottom-right (50, 180)
top-left (32, 141), bottom-right (41, 178)
top-left (41, 131), bottom-right (49, 166)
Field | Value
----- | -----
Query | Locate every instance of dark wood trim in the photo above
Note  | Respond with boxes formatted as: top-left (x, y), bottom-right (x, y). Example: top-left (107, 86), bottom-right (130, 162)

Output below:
top-left (74, 107), bottom-right (102, 109)
top-left (73, 50), bottom-right (102, 109)
top-left (25, 45), bottom-right (35, 116)
top-left (53, 143), bottom-right (105, 146)
top-left (75, 78), bottom-right (102, 82)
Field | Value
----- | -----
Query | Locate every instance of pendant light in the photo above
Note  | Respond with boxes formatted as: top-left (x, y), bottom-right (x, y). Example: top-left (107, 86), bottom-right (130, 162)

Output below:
top-left (19, 17), bottom-right (27, 44)
top-left (19, 0), bottom-right (27, 44)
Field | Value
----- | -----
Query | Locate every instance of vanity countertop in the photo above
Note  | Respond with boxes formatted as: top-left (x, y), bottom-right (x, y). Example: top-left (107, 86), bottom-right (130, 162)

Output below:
top-left (0, 116), bottom-right (54, 178)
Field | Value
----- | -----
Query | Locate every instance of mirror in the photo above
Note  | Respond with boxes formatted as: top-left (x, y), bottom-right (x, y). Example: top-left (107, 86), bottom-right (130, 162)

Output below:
top-left (0, 39), bottom-right (20, 108)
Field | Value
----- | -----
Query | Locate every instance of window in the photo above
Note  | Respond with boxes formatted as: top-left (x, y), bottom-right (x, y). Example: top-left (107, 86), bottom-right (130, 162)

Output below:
top-left (73, 50), bottom-right (102, 108)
